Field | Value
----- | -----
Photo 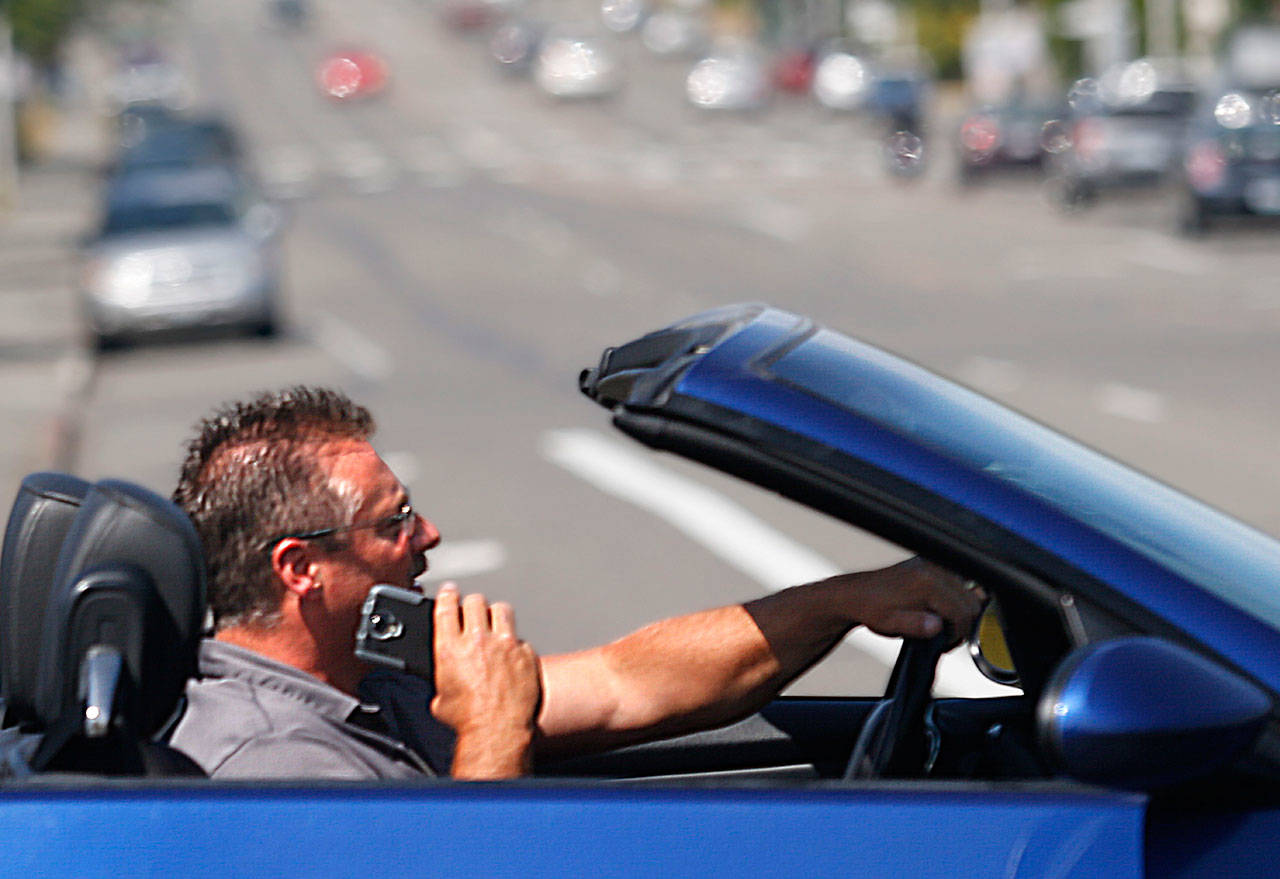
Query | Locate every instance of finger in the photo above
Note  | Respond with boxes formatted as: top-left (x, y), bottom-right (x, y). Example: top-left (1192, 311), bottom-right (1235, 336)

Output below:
top-left (879, 610), bottom-right (943, 640)
top-left (928, 577), bottom-right (983, 625)
top-left (434, 583), bottom-right (461, 638)
top-left (490, 602), bottom-right (517, 639)
top-left (461, 592), bottom-right (489, 632)
top-left (934, 590), bottom-right (983, 648)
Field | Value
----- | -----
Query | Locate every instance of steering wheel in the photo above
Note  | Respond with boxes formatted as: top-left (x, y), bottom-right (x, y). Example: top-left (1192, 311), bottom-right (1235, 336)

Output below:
top-left (844, 631), bottom-right (950, 780)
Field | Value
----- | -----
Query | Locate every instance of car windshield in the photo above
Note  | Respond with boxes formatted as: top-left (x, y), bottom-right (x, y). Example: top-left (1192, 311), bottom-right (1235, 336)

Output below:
top-left (120, 131), bottom-right (231, 171)
top-left (770, 330), bottom-right (1280, 631)
top-left (1104, 90), bottom-right (1195, 117)
top-left (101, 200), bottom-right (238, 235)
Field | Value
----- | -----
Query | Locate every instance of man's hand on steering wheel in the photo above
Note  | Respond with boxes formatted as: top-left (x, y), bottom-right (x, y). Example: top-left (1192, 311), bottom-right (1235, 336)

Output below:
top-left (850, 557), bottom-right (985, 645)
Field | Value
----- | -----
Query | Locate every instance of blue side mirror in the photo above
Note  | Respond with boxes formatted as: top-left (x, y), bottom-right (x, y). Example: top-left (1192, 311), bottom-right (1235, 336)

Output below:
top-left (1038, 636), bottom-right (1271, 790)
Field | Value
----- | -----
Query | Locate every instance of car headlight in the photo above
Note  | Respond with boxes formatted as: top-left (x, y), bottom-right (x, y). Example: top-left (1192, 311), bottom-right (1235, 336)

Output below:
top-left (88, 253), bottom-right (157, 307)
top-left (539, 40), bottom-right (609, 85)
top-left (1215, 93), bottom-right (1254, 130)
top-left (813, 53), bottom-right (866, 110)
top-left (686, 58), bottom-right (732, 107)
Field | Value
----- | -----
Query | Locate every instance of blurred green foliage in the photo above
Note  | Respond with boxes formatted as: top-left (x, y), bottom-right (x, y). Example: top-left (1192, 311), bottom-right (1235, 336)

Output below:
top-left (1235, 0), bottom-right (1275, 20)
top-left (909, 0), bottom-right (977, 79)
top-left (5, 0), bottom-right (85, 69)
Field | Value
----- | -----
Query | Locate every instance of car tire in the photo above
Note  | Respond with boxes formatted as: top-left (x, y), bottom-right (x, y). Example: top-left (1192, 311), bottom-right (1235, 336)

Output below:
top-left (1059, 179), bottom-right (1096, 211)
top-left (246, 298), bottom-right (281, 339)
top-left (90, 332), bottom-right (125, 353)
top-left (1178, 198), bottom-right (1210, 237)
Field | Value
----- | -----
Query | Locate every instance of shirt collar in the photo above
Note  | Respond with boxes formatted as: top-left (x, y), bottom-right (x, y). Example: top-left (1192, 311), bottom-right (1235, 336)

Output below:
top-left (198, 639), bottom-right (377, 724)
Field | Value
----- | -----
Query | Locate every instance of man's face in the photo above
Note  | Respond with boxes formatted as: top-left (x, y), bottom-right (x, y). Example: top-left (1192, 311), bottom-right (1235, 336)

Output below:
top-left (313, 439), bottom-right (440, 627)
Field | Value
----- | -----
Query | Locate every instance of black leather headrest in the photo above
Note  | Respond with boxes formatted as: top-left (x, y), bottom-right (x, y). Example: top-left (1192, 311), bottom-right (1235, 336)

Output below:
top-left (0, 473), bottom-right (92, 726)
top-left (34, 479), bottom-right (206, 736)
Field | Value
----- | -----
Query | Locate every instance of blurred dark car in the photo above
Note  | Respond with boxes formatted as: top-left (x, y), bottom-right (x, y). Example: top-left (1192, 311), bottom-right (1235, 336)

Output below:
top-left (1176, 25), bottom-right (1280, 234)
top-left (78, 166), bottom-right (283, 349)
top-left (1053, 60), bottom-right (1198, 206)
top-left (955, 101), bottom-right (1067, 185)
top-left (1177, 90), bottom-right (1280, 234)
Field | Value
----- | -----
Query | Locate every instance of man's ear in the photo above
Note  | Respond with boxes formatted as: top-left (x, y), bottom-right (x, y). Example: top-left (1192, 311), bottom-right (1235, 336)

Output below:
top-left (271, 537), bottom-right (322, 600)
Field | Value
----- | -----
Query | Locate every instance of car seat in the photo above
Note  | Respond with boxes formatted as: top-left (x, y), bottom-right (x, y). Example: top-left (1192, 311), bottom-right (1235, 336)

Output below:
top-left (0, 472), bottom-right (92, 730)
top-left (0, 474), bottom-right (207, 776)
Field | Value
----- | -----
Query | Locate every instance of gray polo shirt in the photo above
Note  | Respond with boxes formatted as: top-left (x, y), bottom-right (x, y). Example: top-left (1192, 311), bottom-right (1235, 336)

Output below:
top-left (169, 639), bottom-right (434, 780)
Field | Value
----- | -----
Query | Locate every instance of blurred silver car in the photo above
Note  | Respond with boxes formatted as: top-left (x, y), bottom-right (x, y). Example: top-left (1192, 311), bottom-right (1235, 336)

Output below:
top-left (79, 166), bottom-right (283, 349)
top-left (533, 29), bottom-right (623, 99)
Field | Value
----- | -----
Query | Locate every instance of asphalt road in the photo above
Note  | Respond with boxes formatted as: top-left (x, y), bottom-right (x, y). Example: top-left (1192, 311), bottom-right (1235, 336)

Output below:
top-left (49, 0), bottom-right (1280, 695)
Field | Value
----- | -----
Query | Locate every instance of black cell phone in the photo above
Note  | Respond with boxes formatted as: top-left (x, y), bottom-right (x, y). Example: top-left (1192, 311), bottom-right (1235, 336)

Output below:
top-left (355, 584), bottom-right (434, 680)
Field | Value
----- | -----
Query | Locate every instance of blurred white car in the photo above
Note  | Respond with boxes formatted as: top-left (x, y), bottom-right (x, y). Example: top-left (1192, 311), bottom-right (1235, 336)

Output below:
top-left (533, 29), bottom-right (623, 99)
top-left (107, 47), bottom-right (192, 112)
top-left (79, 166), bottom-right (283, 349)
top-left (686, 43), bottom-right (771, 111)
top-left (640, 9), bottom-right (708, 58)
top-left (600, 0), bottom-right (648, 34)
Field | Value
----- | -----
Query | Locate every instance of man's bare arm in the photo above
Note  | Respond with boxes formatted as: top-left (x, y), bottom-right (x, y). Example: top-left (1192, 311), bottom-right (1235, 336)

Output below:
top-left (535, 558), bottom-right (982, 757)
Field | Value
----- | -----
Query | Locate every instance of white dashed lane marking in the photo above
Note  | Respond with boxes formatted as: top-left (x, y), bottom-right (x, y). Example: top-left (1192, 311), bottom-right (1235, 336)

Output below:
top-left (421, 539), bottom-right (509, 584)
top-left (1097, 382), bottom-right (1167, 424)
top-left (312, 312), bottom-right (394, 382)
top-left (957, 357), bottom-right (1025, 396)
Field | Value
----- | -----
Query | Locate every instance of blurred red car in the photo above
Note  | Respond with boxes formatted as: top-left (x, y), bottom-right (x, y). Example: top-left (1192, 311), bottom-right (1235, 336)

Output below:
top-left (772, 46), bottom-right (816, 94)
top-left (317, 49), bottom-right (389, 100)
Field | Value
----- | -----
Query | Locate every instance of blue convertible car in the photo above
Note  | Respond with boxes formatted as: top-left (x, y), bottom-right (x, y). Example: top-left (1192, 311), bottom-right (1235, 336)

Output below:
top-left (1, 304), bottom-right (1277, 877)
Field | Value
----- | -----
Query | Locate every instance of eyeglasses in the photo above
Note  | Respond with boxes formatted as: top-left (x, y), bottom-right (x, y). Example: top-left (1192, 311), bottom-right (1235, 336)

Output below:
top-left (263, 501), bottom-right (415, 549)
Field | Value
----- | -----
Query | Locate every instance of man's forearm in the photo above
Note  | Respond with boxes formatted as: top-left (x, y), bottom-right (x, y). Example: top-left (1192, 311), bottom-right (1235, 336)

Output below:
top-left (537, 578), bottom-right (858, 754)
top-left (536, 559), bottom-right (979, 756)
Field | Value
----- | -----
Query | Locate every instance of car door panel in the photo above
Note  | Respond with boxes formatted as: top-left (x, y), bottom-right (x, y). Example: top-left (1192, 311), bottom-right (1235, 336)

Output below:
top-left (0, 780), bottom-right (1145, 878)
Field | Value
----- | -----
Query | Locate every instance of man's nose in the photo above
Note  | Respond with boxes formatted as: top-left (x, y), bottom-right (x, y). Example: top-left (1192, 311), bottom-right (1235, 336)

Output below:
top-left (413, 514), bottom-right (441, 551)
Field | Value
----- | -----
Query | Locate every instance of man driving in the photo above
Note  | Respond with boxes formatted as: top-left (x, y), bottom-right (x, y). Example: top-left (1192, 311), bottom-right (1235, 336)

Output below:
top-left (168, 386), bottom-right (984, 779)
